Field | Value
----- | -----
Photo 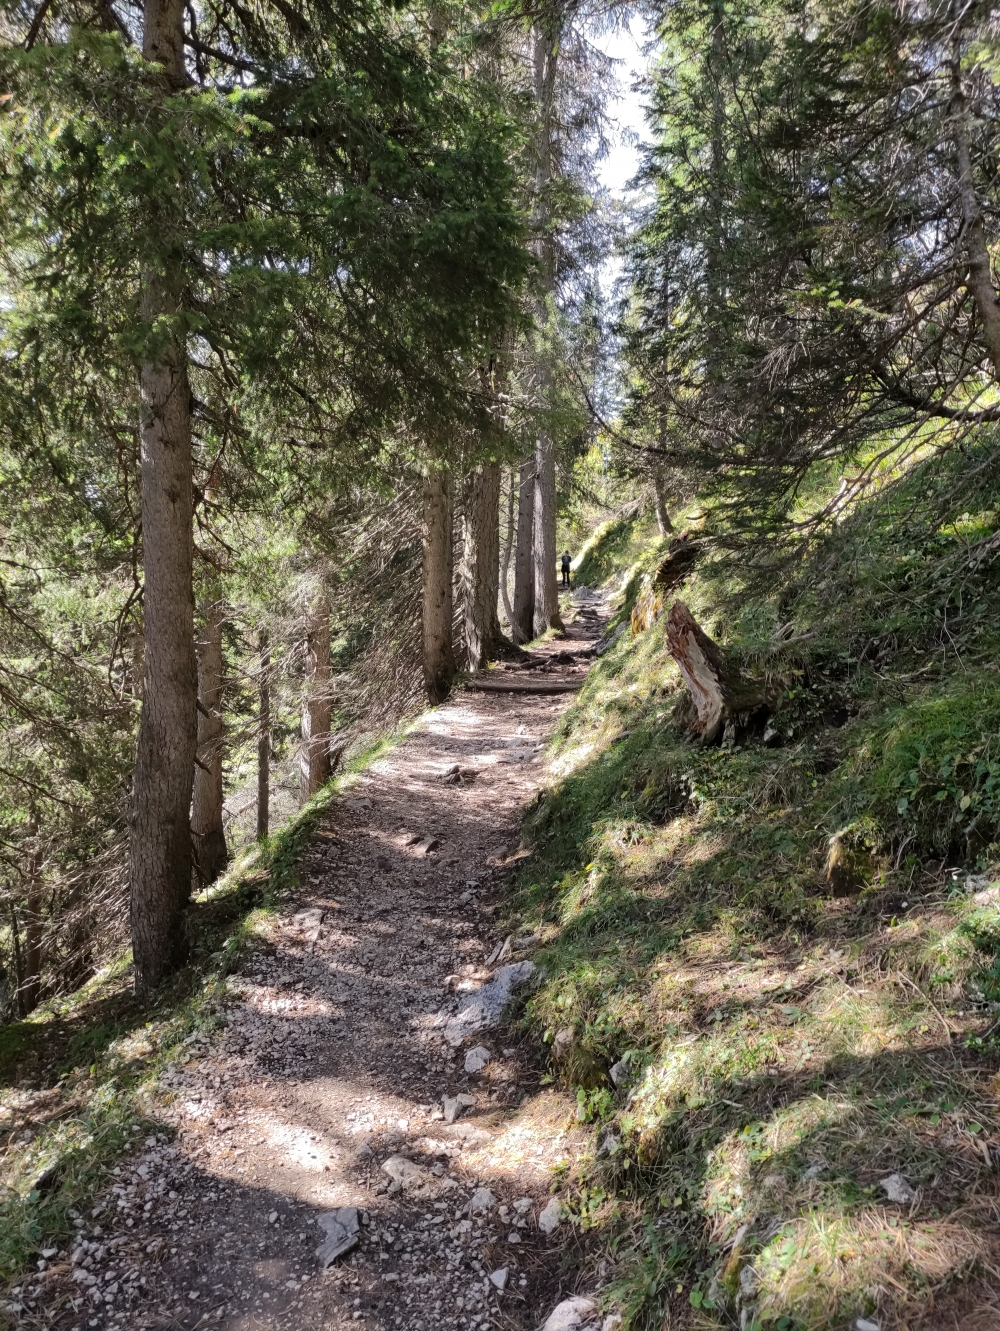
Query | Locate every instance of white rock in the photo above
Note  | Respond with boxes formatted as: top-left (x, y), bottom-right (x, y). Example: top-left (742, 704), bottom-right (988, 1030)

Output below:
top-left (442, 1097), bottom-right (465, 1125)
top-left (879, 1173), bottom-right (916, 1204)
top-left (467, 1186), bottom-right (495, 1214)
top-left (316, 1208), bottom-right (360, 1268)
top-left (609, 1060), bottom-right (629, 1087)
top-left (466, 1043), bottom-right (492, 1075)
top-left (538, 1198), bottom-right (562, 1235)
top-left (444, 962), bottom-right (537, 1046)
top-left (381, 1155), bottom-right (429, 1189)
top-left (507, 1231), bottom-right (521, 1243)
top-left (540, 1296), bottom-right (598, 1331)
top-left (489, 1268), bottom-right (508, 1290)
top-left (855, 1320), bottom-right (880, 1331)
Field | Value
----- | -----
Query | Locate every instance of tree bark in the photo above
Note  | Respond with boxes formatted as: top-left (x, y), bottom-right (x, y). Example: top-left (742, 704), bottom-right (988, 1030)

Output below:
top-left (532, 426), bottom-right (563, 635)
top-left (256, 630), bottom-right (270, 842)
top-left (511, 453), bottom-right (536, 644)
top-left (529, 11), bottom-right (564, 639)
top-left (500, 467), bottom-right (516, 628)
top-left (666, 600), bottom-right (767, 744)
top-left (300, 587), bottom-right (332, 802)
top-left (130, 0), bottom-right (196, 995)
top-left (952, 51), bottom-right (1000, 379)
top-left (422, 466), bottom-right (456, 703)
top-left (191, 595), bottom-right (228, 884)
top-left (461, 463), bottom-right (511, 669)
top-left (21, 817), bottom-right (43, 1015)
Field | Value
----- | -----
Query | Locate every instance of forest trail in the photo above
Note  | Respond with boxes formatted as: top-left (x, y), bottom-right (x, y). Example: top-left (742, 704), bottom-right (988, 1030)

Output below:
top-left (27, 589), bottom-right (608, 1331)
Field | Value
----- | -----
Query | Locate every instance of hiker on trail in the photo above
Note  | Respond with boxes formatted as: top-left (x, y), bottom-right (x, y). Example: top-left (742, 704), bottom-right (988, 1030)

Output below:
top-left (560, 551), bottom-right (572, 587)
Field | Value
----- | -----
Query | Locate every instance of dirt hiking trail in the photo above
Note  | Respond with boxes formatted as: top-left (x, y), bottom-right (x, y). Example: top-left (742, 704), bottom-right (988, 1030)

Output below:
top-left (21, 589), bottom-right (609, 1331)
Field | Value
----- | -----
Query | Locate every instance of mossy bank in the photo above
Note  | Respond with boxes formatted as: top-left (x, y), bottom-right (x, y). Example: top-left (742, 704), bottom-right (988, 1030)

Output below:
top-left (511, 441), bottom-right (1000, 1331)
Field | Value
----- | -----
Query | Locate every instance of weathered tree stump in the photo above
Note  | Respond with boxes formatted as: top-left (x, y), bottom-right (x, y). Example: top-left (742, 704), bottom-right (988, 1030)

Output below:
top-left (654, 533), bottom-right (701, 593)
top-left (665, 600), bottom-right (770, 744)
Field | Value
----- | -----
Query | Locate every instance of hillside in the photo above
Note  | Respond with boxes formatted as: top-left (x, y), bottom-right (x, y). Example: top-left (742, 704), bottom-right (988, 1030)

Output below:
top-left (509, 441), bottom-right (1000, 1331)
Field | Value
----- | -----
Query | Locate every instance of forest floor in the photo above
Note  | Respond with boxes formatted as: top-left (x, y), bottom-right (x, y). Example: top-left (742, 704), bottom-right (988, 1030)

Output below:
top-left (9, 588), bottom-right (608, 1331)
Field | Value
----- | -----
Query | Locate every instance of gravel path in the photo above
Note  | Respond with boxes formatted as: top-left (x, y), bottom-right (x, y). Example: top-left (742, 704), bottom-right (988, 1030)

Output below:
top-left (25, 591), bottom-right (607, 1331)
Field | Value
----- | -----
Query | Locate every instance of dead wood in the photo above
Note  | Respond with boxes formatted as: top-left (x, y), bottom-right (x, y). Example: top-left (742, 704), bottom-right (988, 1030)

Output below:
top-left (463, 678), bottom-right (582, 695)
top-left (665, 600), bottom-right (770, 744)
top-left (654, 533), bottom-right (702, 593)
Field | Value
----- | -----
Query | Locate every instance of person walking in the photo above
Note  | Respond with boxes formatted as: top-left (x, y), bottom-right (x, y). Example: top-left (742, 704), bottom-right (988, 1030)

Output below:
top-left (560, 551), bottom-right (572, 588)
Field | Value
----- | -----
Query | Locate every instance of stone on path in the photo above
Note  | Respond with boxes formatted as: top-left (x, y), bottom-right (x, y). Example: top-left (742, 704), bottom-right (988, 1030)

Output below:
top-left (464, 1045), bottom-right (492, 1074)
top-left (489, 1268), bottom-right (508, 1291)
top-left (879, 1173), bottom-right (916, 1204)
top-left (538, 1197), bottom-right (562, 1235)
top-left (443, 1092), bottom-right (477, 1123)
top-left (381, 1155), bottom-right (429, 1189)
top-left (540, 1296), bottom-right (599, 1331)
top-left (444, 961), bottom-right (537, 1046)
top-left (316, 1208), bottom-right (360, 1267)
top-left (467, 1186), bottom-right (495, 1214)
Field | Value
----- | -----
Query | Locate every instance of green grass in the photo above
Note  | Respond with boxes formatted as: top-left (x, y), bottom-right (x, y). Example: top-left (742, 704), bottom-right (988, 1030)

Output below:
top-left (0, 731), bottom-right (401, 1287)
top-left (508, 442), bottom-right (1000, 1330)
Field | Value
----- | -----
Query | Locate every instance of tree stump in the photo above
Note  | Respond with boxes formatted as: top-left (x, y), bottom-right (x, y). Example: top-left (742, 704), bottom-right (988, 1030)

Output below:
top-left (665, 600), bottom-right (769, 744)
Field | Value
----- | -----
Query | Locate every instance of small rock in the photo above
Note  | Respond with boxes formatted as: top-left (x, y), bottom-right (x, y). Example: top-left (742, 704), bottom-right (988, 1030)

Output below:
top-left (442, 1097), bottom-right (465, 1125)
top-left (467, 1186), bottom-right (495, 1214)
top-left (381, 1155), bottom-right (429, 1190)
top-left (609, 1059), bottom-right (629, 1087)
top-left (538, 1197), bottom-right (562, 1235)
top-left (489, 1268), bottom-right (508, 1291)
top-left (413, 837), bottom-right (440, 857)
top-left (268, 1211), bottom-right (278, 1223)
top-left (507, 1231), bottom-right (521, 1243)
top-left (444, 961), bottom-right (537, 1046)
top-left (316, 1208), bottom-right (360, 1268)
top-left (879, 1173), bottom-right (916, 1204)
top-left (855, 1320), bottom-right (880, 1331)
top-left (552, 1026), bottom-right (576, 1059)
top-left (464, 1046), bottom-right (492, 1074)
top-left (540, 1296), bottom-right (598, 1331)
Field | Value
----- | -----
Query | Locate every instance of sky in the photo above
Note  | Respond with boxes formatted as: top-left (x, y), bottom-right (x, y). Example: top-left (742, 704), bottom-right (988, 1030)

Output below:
top-left (593, 18), bottom-right (654, 199)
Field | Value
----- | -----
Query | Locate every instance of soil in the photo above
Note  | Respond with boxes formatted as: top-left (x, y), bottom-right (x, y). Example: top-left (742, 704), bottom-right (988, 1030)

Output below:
top-left (15, 589), bottom-right (609, 1331)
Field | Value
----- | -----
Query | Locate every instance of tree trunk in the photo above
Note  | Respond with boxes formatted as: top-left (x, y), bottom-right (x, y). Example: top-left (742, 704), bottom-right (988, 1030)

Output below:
top-left (300, 587), bottom-right (332, 802)
top-left (257, 630), bottom-right (270, 842)
top-left (130, 0), bottom-right (195, 994)
top-left (653, 468), bottom-right (674, 537)
top-left (21, 818), bottom-right (43, 1015)
top-left (191, 595), bottom-right (228, 884)
top-left (529, 11), bottom-right (564, 640)
top-left (532, 426), bottom-right (563, 636)
top-left (422, 466), bottom-right (456, 703)
top-left (511, 453), bottom-right (536, 644)
top-left (500, 468), bottom-right (516, 628)
top-left (952, 51), bottom-right (1000, 379)
top-left (9, 905), bottom-right (24, 1019)
top-left (461, 463), bottom-right (511, 669)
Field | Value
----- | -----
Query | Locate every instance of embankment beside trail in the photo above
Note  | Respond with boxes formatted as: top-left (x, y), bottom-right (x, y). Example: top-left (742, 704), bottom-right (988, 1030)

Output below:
top-left (508, 450), bottom-right (1000, 1331)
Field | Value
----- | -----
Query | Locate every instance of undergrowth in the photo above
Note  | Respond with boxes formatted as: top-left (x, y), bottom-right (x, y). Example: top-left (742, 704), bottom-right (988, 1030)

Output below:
top-left (511, 442), bottom-right (1000, 1330)
top-left (0, 736), bottom-right (397, 1287)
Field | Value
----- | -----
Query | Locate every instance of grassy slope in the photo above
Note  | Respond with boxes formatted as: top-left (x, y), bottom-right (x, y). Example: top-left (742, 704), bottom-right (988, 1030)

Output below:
top-left (510, 445), bottom-right (1000, 1330)
top-left (0, 739), bottom-right (397, 1289)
